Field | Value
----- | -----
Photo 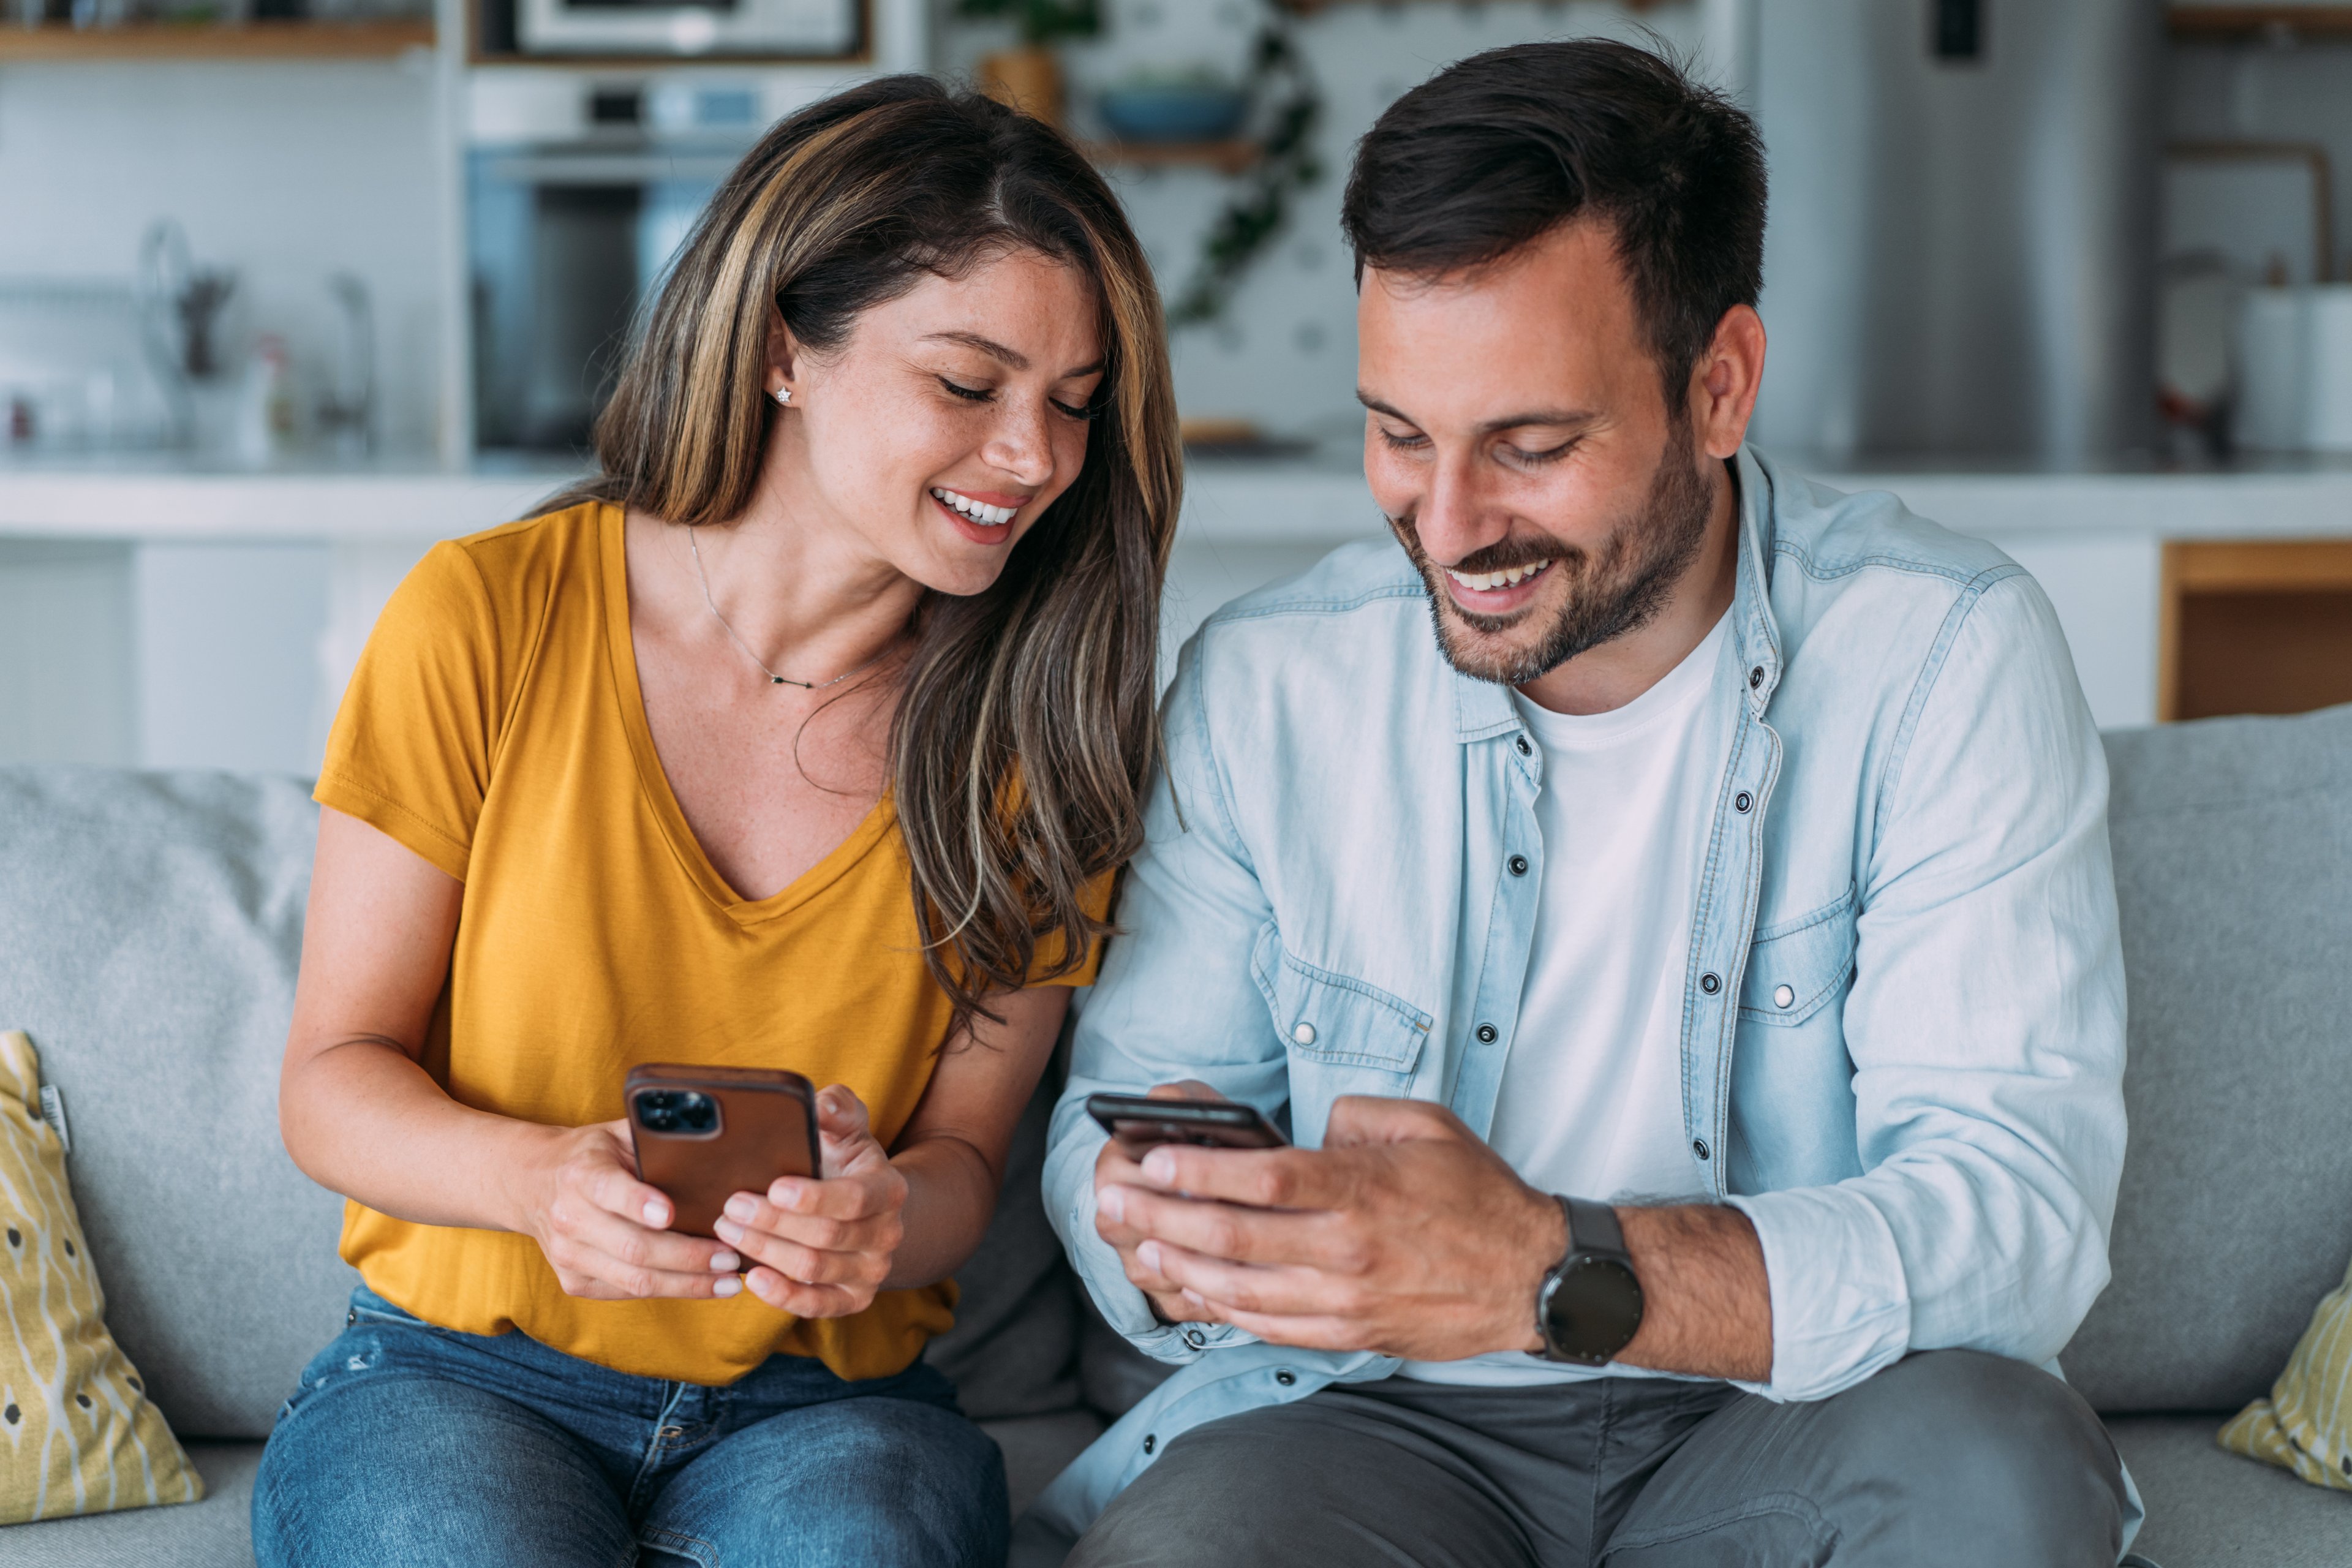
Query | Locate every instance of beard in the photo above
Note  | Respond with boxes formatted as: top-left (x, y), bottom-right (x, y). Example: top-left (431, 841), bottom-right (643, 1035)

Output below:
top-left (1393, 432), bottom-right (1717, 688)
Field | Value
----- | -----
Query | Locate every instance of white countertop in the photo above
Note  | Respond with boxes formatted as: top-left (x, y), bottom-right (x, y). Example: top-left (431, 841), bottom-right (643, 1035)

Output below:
top-left (4, 450), bottom-right (2351, 544)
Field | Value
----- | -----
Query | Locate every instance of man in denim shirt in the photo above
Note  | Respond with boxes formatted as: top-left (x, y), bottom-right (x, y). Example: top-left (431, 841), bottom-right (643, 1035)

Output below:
top-left (1030, 39), bottom-right (2135, 1567)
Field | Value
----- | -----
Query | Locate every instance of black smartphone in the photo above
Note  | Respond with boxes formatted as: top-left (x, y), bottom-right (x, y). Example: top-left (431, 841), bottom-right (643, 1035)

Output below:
top-left (1086, 1093), bottom-right (1289, 1158)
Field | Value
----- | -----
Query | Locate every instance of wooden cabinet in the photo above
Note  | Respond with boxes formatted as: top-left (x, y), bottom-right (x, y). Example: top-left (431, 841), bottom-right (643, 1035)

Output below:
top-left (2160, 540), bottom-right (2352, 721)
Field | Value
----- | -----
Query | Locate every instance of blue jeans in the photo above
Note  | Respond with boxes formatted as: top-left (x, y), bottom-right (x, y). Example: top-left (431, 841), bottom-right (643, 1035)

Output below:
top-left (253, 1286), bottom-right (1008, 1568)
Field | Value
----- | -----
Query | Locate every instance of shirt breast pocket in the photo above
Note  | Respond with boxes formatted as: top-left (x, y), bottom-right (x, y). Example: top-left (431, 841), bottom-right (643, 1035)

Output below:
top-left (1251, 928), bottom-right (1431, 1077)
top-left (1738, 884), bottom-right (1858, 1027)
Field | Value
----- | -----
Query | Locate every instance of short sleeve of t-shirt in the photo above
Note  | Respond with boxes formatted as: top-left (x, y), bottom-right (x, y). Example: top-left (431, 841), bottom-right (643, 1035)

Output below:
top-left (315, 541), bottom-right (508, 883)
top-left (1031, 867), bottom-right (1118, 988)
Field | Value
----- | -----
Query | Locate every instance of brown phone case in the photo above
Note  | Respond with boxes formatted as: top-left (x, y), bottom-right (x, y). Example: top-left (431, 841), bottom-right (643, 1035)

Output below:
top-left (624, 1063), bottom-right (821, 1240)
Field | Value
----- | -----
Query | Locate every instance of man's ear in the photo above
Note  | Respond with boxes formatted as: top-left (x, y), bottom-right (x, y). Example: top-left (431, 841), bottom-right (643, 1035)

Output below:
top-left (1689, 304), bottom-right (1766, 461)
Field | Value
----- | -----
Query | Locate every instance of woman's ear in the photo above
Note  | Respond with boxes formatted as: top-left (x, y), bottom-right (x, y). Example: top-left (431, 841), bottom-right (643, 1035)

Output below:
top-left (765, 307), bottom-right (804, 405)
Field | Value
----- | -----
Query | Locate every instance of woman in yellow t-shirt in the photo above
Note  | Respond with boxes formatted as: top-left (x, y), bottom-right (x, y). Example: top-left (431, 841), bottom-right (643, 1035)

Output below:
top-left (254, 77), bottom-right (1177, 1568)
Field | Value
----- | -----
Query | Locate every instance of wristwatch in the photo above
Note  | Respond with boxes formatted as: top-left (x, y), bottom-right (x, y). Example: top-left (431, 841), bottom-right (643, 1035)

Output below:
top-left (1531, 1196), bottom-right (1645, 1365)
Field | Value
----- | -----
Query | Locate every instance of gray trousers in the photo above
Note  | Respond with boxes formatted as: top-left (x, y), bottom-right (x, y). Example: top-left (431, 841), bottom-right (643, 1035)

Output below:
top-left (1051, 1350), bottom-right (2128, 1567)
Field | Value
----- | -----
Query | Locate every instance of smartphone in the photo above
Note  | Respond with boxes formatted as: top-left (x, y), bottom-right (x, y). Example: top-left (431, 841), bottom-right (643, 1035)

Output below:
top-left (625, 1063), bottom-right (820, 1239)
top-left (1087, 1093), bottom-right (1289, 1158)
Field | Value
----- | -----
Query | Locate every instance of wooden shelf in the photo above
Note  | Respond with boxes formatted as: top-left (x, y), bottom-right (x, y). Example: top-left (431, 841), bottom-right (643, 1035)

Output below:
top-left (0, 18), bottom-right (434, 59)
top-left (2169, 6), bottom-right (2352, 39)
top-left (2159, 540), bottom-right (2352, 721)
top-left (1085, 139), bottom-right (1260, 176)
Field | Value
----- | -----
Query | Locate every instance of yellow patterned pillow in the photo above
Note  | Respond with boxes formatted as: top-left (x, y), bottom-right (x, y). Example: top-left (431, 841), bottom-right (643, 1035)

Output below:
top-left (2220, 1254), bottom-right (2352, 1493)
top-left (0, 1028), bottom-right (203, 1521)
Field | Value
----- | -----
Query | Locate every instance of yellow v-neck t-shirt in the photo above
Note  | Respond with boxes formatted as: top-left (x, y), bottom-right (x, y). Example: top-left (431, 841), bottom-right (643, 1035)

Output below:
top-left (315, 501), bottom-right (1102, 1387)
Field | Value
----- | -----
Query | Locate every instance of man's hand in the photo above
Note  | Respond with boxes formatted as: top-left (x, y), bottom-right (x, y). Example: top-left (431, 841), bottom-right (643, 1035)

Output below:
top-left (1092, 1080), bottom-right (1225, 1324)
top-left (1095, 1094), bottom-right (1566, 1360)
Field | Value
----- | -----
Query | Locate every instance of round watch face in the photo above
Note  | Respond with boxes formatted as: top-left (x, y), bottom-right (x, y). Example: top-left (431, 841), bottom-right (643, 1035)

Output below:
top-left (1541, 1255), bottom-right (1645, 1364)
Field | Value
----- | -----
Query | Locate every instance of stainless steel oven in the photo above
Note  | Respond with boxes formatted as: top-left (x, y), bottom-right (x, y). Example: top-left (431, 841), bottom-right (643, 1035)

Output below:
top-left (469, 80), bottom-right (765, 453)
top-left (516, 0), bottom-right (856, 58)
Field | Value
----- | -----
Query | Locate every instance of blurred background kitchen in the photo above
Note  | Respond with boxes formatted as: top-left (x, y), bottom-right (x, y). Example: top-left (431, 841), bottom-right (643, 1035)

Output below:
top-left (1, 0), bottom-right (2348, 773)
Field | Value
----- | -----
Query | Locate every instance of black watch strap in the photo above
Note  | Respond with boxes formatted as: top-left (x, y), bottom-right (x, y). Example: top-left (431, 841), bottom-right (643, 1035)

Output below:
top-left (1561, 1195), bottom-right (1627, 1261)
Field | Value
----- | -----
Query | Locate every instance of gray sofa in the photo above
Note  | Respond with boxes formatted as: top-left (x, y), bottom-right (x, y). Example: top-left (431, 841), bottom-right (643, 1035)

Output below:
top-left (2, 704), bottom-right (2350, 1566)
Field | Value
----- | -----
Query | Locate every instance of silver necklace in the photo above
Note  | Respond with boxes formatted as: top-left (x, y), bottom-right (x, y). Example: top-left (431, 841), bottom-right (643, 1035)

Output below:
top-left (687, 526), bottom-right (899, 692)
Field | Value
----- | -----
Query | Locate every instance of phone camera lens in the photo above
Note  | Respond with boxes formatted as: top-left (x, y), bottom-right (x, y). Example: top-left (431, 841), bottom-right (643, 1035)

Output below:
top-left (676, 1092), bottom-right (717, 1133)
top-left (634, 1090), bottom-right (680, 1132)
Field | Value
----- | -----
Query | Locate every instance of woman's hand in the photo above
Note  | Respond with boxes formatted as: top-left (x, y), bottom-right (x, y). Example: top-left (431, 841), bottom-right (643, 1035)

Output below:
top-left (713, 1085), bottom-right (908, 1317)
top-left (523, 1119), bottom-right (747, 1300)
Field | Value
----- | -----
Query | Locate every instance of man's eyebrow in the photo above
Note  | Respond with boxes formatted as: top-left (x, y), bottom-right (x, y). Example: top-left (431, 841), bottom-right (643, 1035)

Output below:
top-left (925, 331), bottom-right (1104, 380)
top-left (1357, 391), bottom-right (1599, 435)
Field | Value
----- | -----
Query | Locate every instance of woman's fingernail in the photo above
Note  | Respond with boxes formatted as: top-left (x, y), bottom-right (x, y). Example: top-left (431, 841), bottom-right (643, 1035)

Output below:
top-left (1137, 1240), bottom-right (1162, 1272)
top-left (768, 1181), bottom-right (803, 1210)
top-left (714, 1217), bottom-right (744, 1245)
top-left (714, 1275), bottom-right (741, 1297)
top-left (1142, 1150), bottom-right (1175, 1184)
top-left (1183, 1289), bottom-right (1206, 1309)
top-left (725, 1193), bottom-right (757, 1223)
top-left (710, 1251), bottom-right (740, 1273)
top-left (642, 1200), bottom-right (667, 1226)
top-left (1097, 1186), bottom-right (1125, 1224)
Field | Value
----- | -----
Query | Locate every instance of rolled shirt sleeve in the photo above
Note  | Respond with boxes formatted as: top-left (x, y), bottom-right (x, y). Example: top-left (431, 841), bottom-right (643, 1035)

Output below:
top-left (1732, 571), bottom-right (2128, 1401)
top-left (1044, 631), bottom-right (1288, 1363)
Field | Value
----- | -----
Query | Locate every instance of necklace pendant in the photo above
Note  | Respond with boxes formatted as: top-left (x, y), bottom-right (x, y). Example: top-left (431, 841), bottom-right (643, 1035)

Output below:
top-left (771, 675), bottom-right (789, 685)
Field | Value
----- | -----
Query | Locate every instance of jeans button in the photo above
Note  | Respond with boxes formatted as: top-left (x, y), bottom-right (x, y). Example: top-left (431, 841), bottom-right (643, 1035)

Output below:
top-left (1700, 972), bottom-right (1721, 995)
top-left (1734, 791), bottom-right (1752, 813)
top-left (345, 1309), bottom-right (356, 1326)
top-left (1774, 984), bottom-right (1795, 1009)
top-left (1476, 1023), bottom-right (1499, 1044)
top-left (1142, 1433), bottom-right (1157, 1455)
top-left (1276, 1370), bottom-right (1296, 1387)
top-left (1515, 736), bottom-right (1532, 756)
top-left (1693, 1138), bottom-right (1712, 1161)
top-left (1749, 666), bottom-right (1764, 690)
top-left (1508, 854), bottom-right (1529, 876)
top-left (1184, 1328), bottom-right (1206, 1349)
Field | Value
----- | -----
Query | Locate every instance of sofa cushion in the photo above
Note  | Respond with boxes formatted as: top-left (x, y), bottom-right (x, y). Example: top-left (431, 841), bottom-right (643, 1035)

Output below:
top-left (2062, 706), bottom-right (2352, 1414)
top-left (2109, 1414), bottom-right (2352, 1568)
top-left (0, 1440), bottom-right (258, 1568)
top-left (0, 1028), bottom-right (205, 1521)
top-left (0, 771), bottom-right (354, 1441)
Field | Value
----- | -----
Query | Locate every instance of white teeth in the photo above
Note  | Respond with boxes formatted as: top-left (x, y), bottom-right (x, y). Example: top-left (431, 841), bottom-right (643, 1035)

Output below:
top-left (1446, 559), bottom-right (1552, 593)
top-left (930, 488), bottom-right (1017, 527)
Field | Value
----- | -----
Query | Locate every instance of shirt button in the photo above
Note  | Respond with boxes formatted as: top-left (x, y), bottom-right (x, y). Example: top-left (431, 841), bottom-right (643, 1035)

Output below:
top-left (1515, 736), bottom-right (1532, 756)
top-left (345, 1309), bottom-right (357, 1326)
top-left (1774, 984), bottom-right (1796, 1009)
top-left (1735, 791), bottom-right (1752, 813)
top-left (1142, 1433), bottom-right (1157, 1455)
top-left (1275, 1369), bottom-right (1296, 1386)
top-left (1476, 1023), bottom-right (1499, 1044)
top-left (1291, 1022), bottom-right (1317, 1047)
top-left (1700, 973), bottom-right (1722, 995)
top-left (1508, 854), bottom-right (1529, 876)
top-left (1693, 1138), bottom-right (1712, 1161)
top-left (1749, 666), bottom-right (1765, 690)
top-left (1183, 1328), bottom-right (1206, 1349)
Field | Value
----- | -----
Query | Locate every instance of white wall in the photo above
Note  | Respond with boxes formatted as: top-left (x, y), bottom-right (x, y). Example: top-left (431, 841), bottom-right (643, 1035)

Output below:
top-left (0, 540), bottom-right (135, 765)
top-left (0, 58), bottom-right (449, 453)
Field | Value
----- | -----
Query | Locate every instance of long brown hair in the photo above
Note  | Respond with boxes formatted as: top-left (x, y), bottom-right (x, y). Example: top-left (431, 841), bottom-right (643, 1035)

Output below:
top-left (560, 77), bottom-right (1180, 1027)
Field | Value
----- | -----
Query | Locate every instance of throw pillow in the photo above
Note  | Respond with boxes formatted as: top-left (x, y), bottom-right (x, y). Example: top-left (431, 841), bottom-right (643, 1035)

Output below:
top-left (0, 1028), bottom-right (204, 1521)
top-left (2219, 1253), bottom-right (2352, 1493)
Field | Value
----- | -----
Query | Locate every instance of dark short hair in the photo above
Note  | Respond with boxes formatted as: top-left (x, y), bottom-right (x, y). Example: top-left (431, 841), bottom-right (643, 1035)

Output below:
top-left (1341, 39), bottom-right (1766, 410)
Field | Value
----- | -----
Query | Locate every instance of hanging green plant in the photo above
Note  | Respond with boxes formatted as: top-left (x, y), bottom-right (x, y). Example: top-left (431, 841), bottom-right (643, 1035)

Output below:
top-left (1167, 10), bottom-right (1324, 328)
top-left (952, 0), bottom-right (1102, 48)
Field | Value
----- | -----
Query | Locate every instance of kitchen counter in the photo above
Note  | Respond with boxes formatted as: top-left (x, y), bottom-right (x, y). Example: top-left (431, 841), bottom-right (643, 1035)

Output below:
top-left (5, 450), bottom-right (2351, 543)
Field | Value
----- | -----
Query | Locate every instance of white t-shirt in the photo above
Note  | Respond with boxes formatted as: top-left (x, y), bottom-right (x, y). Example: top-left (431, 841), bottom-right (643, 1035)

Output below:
top-left (1401, 611), bottom-right (1730, 1385)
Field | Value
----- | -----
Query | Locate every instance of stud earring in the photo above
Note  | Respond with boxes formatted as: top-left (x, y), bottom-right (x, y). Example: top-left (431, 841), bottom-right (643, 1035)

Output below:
top-left (772, 386), bottom-right (792, 406)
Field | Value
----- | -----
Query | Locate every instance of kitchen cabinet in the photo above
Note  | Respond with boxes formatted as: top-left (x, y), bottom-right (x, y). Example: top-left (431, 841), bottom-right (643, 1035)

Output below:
top-left (2161, 539), bottom-right (2352, 720)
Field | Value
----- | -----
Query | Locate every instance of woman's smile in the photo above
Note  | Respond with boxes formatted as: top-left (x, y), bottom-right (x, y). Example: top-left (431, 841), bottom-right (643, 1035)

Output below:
top-left (928, 484), bottom-right (1033, 545)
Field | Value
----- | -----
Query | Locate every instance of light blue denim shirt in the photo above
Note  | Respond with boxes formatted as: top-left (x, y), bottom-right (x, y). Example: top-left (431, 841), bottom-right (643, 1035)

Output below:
top-left (1033, 447), bottom-right (2131, 1539)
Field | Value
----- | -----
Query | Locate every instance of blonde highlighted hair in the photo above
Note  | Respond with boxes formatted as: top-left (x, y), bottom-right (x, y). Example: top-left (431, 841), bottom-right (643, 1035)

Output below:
top-left (560, 77), bottom-right (1180, 1026)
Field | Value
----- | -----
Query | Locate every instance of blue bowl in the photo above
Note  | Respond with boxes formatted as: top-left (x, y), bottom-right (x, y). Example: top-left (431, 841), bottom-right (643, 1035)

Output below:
top-left (1098, 85), bottom-right (1250, 145)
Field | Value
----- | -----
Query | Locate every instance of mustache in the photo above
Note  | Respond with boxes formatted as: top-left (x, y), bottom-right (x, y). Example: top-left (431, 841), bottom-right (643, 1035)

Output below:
top-left (1389, 511), bottom-right (1583, 576)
